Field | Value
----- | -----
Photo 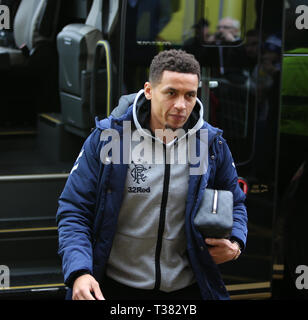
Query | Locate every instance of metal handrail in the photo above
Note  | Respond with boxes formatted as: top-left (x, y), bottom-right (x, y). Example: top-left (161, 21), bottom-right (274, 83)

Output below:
top-left (90, 40), bottom-right (113, 119)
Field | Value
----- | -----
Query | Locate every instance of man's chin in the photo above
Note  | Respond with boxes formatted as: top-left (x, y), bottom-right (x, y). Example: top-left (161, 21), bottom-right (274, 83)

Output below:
top-left (165, 124), bottom-right (183, 131)
top-left (165, 120), bottom-right (187, 131)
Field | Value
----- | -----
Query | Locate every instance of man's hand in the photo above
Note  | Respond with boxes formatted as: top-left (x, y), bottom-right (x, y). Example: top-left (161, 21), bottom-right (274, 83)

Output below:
top-left (205, 238), bottom-right (240, 264)
top-left (72, 274), bottom-right (105, 300)
top-left (220, 30), bottom-right (236, 42)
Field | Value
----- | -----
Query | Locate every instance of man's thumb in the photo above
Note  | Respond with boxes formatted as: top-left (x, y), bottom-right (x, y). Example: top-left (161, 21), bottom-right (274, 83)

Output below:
top-left (92, 282), bottom-right (105, 300)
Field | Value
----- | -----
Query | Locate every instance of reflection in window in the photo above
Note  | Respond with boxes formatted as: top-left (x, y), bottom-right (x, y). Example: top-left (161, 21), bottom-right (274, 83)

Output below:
top-left (203, 0), bottom-right (245, 45)
top-left (207, 16), bottom-right (242, 43)
top-left (125, 0), bottom-right (246, 47)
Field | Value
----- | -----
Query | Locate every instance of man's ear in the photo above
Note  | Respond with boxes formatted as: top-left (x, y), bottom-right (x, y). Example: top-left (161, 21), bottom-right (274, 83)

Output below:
top-left (144, 82), bottom-right (152, 100)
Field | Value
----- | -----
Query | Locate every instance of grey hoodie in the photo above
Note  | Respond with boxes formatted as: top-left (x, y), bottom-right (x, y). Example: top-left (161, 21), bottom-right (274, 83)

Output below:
top-left (106, 90), bottom-right (204, 292)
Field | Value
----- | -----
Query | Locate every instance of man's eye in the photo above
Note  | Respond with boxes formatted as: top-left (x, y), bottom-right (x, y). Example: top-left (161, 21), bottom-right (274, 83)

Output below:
top-left (187, 93), bottom-right (196, 98)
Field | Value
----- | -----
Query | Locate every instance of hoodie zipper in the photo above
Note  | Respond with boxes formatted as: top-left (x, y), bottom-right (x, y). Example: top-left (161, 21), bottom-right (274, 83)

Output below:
top-left (154, 144), bottom-right (170, 290)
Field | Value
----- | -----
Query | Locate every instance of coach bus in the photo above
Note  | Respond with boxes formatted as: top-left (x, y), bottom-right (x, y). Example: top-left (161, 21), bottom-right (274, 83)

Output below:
top-left (0, 0), bottom-right (307, 299)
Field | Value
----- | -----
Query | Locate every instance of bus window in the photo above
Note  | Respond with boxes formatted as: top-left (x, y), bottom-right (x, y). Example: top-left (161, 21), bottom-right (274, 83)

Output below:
top-left (127, 0), bottom-right (247, 47)
top-left (123, 0), bottom-right (247, 92)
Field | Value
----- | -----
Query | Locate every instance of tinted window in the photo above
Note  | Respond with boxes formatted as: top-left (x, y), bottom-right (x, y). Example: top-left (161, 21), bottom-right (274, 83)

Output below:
top-left (125, 0), bottom-right (247, 47)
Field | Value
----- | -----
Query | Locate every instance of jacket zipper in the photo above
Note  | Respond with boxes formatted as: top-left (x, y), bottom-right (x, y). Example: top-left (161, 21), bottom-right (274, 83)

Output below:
top-left (193, 132), bottom-right (222, 204)
top-left (154, 144), bottom-right (170, 290)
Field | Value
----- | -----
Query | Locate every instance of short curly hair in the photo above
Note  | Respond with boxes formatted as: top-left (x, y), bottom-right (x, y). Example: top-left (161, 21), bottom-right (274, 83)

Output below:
top-left (149, 49), bottom-right (200, 85)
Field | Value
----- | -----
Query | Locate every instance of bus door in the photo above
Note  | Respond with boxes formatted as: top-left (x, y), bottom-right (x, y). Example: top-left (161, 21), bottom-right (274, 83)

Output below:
top-left (271, 0), bottom-right (308, 299)
top-left (112, 0), bottom-right (285, 299)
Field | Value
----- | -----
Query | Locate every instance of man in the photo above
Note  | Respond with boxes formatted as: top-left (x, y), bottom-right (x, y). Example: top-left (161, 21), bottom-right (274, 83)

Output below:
top-left (208, 17), bottom-right (241, 43)
top-left (56, 49), bottom-right (247, 300)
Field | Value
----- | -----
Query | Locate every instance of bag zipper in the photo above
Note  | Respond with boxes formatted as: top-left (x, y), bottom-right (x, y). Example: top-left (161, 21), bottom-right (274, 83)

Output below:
top-left (212, 190), bottom-right (218, 214)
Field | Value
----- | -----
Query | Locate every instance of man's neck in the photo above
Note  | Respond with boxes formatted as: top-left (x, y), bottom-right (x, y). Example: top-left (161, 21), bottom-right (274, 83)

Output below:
top-left (150, 118), bottom-right (184, 145)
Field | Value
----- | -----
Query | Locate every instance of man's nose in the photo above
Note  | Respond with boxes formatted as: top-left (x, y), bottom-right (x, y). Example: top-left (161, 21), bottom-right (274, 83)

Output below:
top-left (174, 96), bottom-right (186, 110)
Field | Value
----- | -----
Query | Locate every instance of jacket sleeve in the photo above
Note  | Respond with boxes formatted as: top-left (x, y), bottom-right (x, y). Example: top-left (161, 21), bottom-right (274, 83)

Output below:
top-left (214, 138), bottom-right (248, 250)
top-left (56, 129), bottom-right (101, 285)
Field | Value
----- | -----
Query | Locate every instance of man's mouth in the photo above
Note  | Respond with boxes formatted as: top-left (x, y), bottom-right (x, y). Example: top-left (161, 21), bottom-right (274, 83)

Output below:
top-left (169, 114), bottom-right (186, 121)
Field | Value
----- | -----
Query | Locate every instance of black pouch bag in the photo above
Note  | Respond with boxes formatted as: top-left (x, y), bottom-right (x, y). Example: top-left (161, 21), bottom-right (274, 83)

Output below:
top-left (194, 189), bottom-right (233, 238)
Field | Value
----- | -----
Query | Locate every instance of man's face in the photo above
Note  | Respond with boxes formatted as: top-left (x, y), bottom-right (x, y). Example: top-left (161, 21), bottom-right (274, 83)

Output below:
top-left (217, 18), bottom-right (238, 37)
top-left (144, 70), bottom-right (199, 131)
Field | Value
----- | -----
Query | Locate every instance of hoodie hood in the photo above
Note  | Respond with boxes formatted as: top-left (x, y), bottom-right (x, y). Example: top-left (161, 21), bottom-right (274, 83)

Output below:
top-left (132, 89), bottom-right (205, 147)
